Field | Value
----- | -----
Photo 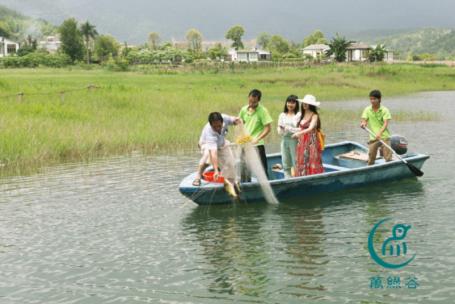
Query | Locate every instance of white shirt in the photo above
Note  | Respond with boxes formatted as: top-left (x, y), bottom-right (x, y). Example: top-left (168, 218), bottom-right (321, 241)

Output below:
top-left (199, 114), bottom-right (235, 150)
top-left (277, 112), bottom-right (301, 137)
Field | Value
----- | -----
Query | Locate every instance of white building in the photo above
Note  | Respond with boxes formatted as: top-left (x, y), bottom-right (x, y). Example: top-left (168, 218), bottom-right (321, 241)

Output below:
top-left (371, 45), bottom-right (394, 62)
top-left (228, 49), bottom-right (271, 62)
top-left (302, 44), bottom-right (330, 59)
top-left (346, 42), bottom-right (370, 62)
top-left (39, 36), bottom-right (61, 54)
top-left (384, 50), bottom-right (394, 62)
top-left (0, 37), bottom-right (19, 57)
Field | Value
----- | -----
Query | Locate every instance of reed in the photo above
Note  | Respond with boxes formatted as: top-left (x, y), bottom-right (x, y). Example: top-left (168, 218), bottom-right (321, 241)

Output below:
top-left (0, 63), bottom-right (451, 174)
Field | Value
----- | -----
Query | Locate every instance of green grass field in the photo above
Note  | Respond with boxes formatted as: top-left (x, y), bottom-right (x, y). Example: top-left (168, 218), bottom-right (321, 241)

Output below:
top-left (0, 63), bottom-right (452, 175)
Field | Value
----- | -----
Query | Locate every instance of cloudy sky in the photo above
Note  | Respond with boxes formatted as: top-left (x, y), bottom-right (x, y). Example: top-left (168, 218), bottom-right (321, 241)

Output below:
top-left (1, 0), bottom-right (454, 43)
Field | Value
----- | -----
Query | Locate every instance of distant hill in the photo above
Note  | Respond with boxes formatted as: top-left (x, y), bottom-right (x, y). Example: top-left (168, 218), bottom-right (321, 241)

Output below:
top-left (2, 3), bottom-right (455, 60)
top-left (2, 0), bottom-right (455, 44)
top-left (351, 28), bottom-right (455, 59)
top-left (0, 4), bottom-right (56, 41)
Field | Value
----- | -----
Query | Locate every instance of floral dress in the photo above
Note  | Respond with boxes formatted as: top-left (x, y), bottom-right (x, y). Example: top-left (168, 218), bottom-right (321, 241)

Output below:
top-left (295, 115), bottom-right (324, 176)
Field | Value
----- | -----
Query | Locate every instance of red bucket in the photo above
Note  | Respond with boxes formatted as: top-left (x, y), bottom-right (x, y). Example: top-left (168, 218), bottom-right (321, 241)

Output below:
top-left (203, 171), bottom-right (225, 183)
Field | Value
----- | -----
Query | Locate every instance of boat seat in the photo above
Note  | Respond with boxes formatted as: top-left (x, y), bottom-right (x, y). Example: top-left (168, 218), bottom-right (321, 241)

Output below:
top-left (323, 164), bottom-right (349, 171)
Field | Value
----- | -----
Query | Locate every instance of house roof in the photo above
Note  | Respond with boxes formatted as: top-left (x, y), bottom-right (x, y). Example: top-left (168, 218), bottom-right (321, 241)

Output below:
top-left (347, 42), bottom-right (370, 50)
top-left (303, 44), bottom-right (330, 51)
top-left (0, 37), bottom-right (19, 44)
top-left (235, 49), bottom-right (270, 55)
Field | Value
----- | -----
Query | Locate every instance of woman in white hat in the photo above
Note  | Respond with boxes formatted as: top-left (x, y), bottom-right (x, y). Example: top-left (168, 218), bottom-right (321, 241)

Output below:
top-left (292, 95), bottom-right (324, 176)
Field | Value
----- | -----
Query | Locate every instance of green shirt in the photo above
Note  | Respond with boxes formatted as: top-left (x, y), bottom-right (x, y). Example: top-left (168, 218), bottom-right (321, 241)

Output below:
top-left (361, 105), bottom-right (392, 140)
top-left (239, 104), bottom-right (273, 146)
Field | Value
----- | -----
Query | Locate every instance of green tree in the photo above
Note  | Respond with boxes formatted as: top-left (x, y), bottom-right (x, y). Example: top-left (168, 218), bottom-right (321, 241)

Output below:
top-left (368, 44), bottom-right (386, 62)
top-left (80, 21), bottom-right (98, 64)
top-left (148, 32), bottom-right (160, 50)
top-left (268, 35), bottom-right (290, 55)
top-left (40, 20), bottom-right (57, 36)
top-left (121, 41), bottom-right (131, 58)
top-left (326, 34), bottom-right (352, 62)
top-left (59, 18), bottom-right (84, 62)
top-left (95, 35), bottom-right (120, 62)
top-left (225, 25), bottom-right (245, 50)
top-left (257, 32), bottom-right (271, 49)
top-left (303, 30), bottom-right (328, 47)
top-left (186, 28), bottom-right (202, 53)
top-left (17, 35), bottom-right (37, 56)
top-left (0, 21), bottom-right (10, 38)
top-left (207, 43), bottom-right (228, 60)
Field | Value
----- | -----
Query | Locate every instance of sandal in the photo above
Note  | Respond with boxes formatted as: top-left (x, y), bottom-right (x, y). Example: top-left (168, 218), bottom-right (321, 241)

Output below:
top-left (192, 178), bottom-right (201, 186)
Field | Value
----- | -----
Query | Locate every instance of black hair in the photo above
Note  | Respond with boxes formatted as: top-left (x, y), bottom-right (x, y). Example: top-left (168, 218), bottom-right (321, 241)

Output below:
top-left (248, 89), bottom-right (262, 101)
top-left (299, 104), bottom-right (321, 130)
top-left (208, 112), bottom-right (223, 125)
top-left (369, 89), bottom-right (382, 100)
top-left (283, 94), bottom-right (299, 114)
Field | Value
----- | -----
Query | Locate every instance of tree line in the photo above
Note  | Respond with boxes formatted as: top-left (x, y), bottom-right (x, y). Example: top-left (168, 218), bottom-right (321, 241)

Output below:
top-left (1, 16), bottom-right (388, 68)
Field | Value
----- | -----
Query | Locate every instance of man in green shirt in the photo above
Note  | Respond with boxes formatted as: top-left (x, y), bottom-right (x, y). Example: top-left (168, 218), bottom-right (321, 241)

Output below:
top-left (239, 89), bottom-right (273, 181)
top-left (360, 90), bottom-right (393, 165)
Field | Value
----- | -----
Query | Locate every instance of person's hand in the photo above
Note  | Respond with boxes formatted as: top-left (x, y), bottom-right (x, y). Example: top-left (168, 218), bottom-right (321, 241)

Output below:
top-left (234, 117), bottom-right (242, 125)
top-left (214, 169), bottom-right (220, 180)
top-left (251, 138), bottom-right (259, 145)
top-left (375, 133), bottom-right (382, 140)
top-left (360, 121), bottom-right (367, 129)
top-left (292, 133), bottom-right (300, 139)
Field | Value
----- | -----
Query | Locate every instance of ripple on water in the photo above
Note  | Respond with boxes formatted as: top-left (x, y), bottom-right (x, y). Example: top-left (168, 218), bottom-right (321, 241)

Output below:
top-left (1, 92), bottom-right (455, 303)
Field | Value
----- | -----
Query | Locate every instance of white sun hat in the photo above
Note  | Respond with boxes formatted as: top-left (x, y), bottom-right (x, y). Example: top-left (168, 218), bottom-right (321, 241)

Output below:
top-left (298, 94), bottom-right (321, 107)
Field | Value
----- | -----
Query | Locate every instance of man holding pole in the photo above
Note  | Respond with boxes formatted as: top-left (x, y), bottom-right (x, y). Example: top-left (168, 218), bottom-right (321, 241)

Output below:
top-left (360, 89), bottom-right (393, 165)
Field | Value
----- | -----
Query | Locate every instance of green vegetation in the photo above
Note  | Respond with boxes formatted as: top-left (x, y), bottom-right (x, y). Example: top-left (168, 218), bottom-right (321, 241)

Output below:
top-left (353, 28), bottom-right (455, 60)
top-left (0, 4), bottom-right (56, 41)
top-left (0, 63), bottom-right (451, 175)
top-left (59, 18), bottom-right (85, 62)
top-left (80, 21), bottom-right (98, 64)
top-left (303, 30), bottom-right (328, 47)
top-left (326, 34), bottom-right (353, 62)
top-left (225, 25), bottom-right (245, 50)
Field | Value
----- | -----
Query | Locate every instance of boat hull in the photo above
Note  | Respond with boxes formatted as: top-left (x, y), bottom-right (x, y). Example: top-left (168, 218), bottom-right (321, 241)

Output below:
top-left (179, 141), bottom-right (429, 205)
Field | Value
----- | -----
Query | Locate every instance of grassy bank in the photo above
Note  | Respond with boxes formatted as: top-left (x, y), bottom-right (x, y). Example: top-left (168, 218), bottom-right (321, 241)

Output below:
top-left (0, 63), bottom-right (452, 175)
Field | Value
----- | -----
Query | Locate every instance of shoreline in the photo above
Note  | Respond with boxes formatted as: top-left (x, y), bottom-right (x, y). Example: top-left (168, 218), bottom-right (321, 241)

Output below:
top-left (0, 64), bottom-right (453, 176)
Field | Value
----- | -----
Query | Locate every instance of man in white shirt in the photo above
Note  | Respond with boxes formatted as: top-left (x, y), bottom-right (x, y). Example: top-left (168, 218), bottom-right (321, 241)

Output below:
top-left (193, 112), bottom-right (241, 193)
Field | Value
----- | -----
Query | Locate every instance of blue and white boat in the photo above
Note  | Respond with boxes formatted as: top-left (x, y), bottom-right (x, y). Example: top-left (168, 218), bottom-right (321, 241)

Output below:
top-left (179, 141), bottom-right (429, 205)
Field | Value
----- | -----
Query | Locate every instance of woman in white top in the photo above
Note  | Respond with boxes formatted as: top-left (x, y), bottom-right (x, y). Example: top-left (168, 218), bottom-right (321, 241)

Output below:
top-left (277, 95), bottom-right (301, 178)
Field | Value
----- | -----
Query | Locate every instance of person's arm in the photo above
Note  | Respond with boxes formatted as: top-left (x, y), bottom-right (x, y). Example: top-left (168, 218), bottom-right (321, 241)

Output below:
top-left (376, 119), bottom-right (389, 139)
top-left (284, 112), bottom-right (301, 133)
top-left (277, 113), bottom-right (285, 135)
top-left (251, 107), bottom-right (273, 144)
top-left (292, 115), bottom-right (318, 138)
top-left (222, 114), bottom-right (242, 126)
top-left (208, 149), bottom-right (220, 179)
top-left (252, 124), bottom-right (271, 145)
top-left (285, 125), bottom-right (301, 133)
top-left (375, 108), bottom-right (392, 139)
top-left (360, 107), bottom-right (368, 128)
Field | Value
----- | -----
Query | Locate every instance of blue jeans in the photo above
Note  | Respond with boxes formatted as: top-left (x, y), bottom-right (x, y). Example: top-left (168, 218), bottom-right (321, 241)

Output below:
top-left (281, 136), bottom-right (298, 178)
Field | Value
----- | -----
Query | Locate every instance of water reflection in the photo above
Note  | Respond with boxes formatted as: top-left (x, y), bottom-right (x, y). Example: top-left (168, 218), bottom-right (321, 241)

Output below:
top-left (275, 204), bottom-right (328, 300)
top-left (182, 204), bottom-right (272, 298)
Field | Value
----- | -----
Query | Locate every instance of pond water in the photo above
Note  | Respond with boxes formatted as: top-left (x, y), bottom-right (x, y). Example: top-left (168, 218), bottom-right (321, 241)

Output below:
top-left (1, 92), bottom-right (454, 303)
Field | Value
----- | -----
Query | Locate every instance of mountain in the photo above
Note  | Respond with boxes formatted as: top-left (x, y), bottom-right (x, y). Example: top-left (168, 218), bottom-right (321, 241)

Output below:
top-left (0, 4), bottom-right (56, 41)
top-left (1, 0), bottom-right (455, 43)
top-left (351, 28), bottom-right (455, 59)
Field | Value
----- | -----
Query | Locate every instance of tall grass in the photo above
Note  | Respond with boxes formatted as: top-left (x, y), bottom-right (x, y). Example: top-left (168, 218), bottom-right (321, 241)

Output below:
top-left (0, 63), bottom-right (452, 175)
